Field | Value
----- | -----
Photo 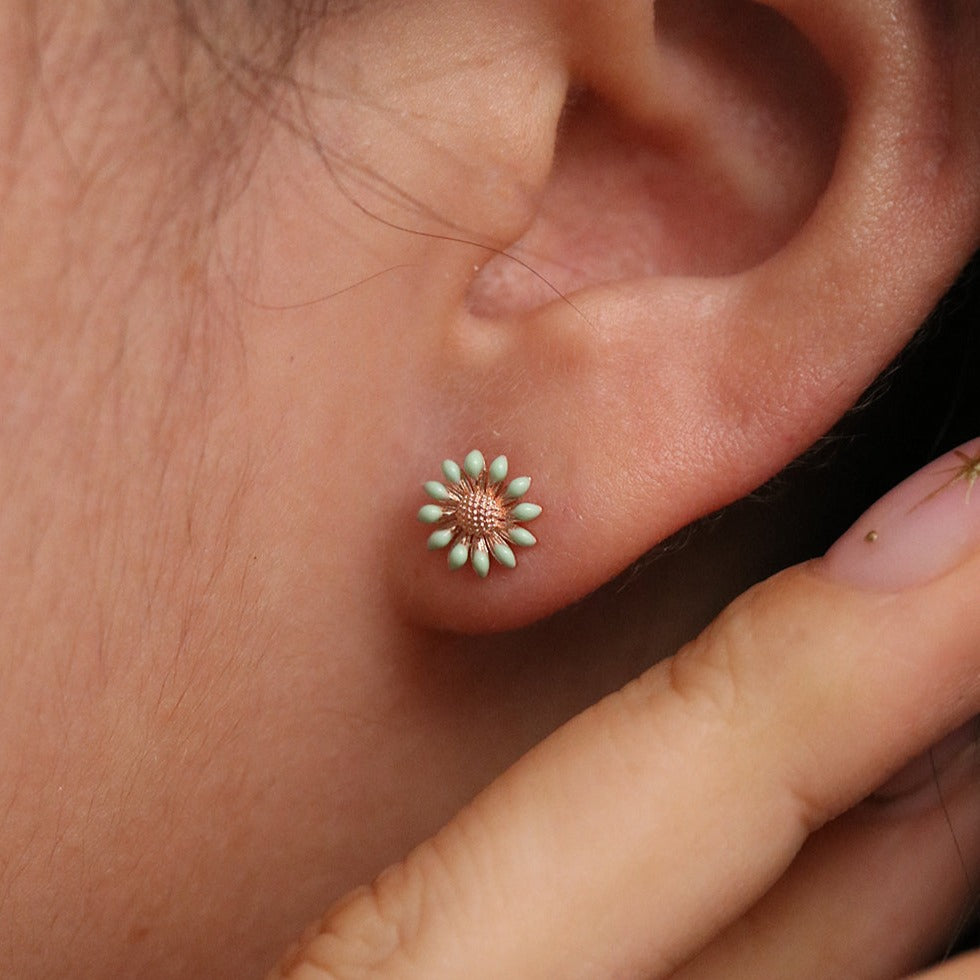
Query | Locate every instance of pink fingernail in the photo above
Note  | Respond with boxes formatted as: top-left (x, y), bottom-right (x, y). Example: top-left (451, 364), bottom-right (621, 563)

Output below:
top-left (822, 437), bottom-right (980, 591)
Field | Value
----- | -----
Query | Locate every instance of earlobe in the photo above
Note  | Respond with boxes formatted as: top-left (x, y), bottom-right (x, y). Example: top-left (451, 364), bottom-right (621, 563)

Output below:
top-left (397, 0), bottom-right (980, 634)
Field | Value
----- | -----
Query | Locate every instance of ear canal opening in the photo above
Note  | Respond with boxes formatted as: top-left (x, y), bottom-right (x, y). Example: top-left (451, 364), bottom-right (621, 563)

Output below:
top-left (465, 0), bottom-right (845, 320)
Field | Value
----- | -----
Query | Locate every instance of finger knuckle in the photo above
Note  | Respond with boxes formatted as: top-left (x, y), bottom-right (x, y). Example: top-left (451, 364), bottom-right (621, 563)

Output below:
top-left (666, 575), bottom-right (837, 831)
top-left (585, 586), bottom-right (777, 787)
top-left (272, 836), bottom-right (464, 980)
top-left (665, 584), bottom-right (773, 727)
top-left (271, 882), bottom-right (398, 979)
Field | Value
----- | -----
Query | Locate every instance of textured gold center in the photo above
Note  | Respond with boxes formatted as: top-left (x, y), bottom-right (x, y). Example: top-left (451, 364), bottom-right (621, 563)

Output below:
top-left (456, 490), bottom-right (505, 537)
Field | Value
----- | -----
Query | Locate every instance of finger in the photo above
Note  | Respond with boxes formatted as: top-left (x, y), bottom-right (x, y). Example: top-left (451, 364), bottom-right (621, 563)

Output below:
top-left (671, 735), bottom-right (980, 979)
top-left (912, 950), bottom-right (980, 979)
top-left (274, 441), bottom-right (980, 980)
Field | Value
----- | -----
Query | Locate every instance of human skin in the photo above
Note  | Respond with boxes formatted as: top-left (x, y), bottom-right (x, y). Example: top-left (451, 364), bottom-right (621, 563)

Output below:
top-left (0, 0), bottom-right (978, 977)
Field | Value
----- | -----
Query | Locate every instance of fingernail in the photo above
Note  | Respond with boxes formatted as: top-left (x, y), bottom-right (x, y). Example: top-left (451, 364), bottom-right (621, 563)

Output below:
top-left (872, 717), bottom-right (980, 804)
top-left (822, 437), bottom-right (980, 591)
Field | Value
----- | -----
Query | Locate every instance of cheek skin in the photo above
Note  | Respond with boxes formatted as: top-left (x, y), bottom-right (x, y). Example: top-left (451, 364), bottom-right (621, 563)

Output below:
top-left (2, 0), bottom-right (977, 974)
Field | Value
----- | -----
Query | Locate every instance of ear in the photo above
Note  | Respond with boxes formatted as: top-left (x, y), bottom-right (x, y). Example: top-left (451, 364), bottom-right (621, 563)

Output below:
top-left (361, 0), bottom-right (979, 633)
top-left (238, 0), bottom-right (978, 635)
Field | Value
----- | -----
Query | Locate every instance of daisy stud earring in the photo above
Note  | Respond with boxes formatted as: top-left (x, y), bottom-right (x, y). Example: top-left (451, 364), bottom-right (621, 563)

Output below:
top-left (417, 451), bottom-right (542, 578)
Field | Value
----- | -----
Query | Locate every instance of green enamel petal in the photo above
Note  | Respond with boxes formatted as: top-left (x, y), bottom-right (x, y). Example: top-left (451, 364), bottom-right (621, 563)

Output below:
top-left (442, 459), bottom-right (462, 483)
top-left (448, 542), bottom-right (470, 569)
top-left (507, 527), bottom-right (537, 548)
top-left (424, 481), bottom-right (451, 501)
top-left (510, 502), bottom-right (542, 521)
top-left (504, 476), bottom-right (531, 499)
top-left (471, 547), bottom-right (490, 578)
top-left (427, 528), bottom-right (454, 550)
top-left (464, 450), bottom-right (485, 479)
top-left (488, 455), bottom-right (508, 483)
top-left (418, 504), bottom-right (444, 524)
top-left (492, 541), bottom-right (516, 568)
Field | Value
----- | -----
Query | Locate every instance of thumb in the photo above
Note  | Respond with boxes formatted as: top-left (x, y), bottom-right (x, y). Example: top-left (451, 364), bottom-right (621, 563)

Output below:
top-left (272, 439), bottom-right (980, 980)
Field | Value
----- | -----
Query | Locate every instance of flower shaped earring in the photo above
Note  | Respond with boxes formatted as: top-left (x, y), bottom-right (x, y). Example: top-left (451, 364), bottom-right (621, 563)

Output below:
top-left (418, 451), bottom-right (542, 577)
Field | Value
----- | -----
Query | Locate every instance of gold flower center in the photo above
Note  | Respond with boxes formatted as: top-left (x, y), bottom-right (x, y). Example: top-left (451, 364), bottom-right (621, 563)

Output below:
top-left (456, 489), bottom-right (506, 537)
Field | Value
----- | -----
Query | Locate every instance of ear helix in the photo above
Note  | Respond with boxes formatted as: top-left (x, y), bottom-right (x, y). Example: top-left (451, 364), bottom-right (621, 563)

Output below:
top-left (417, 451), bottom-right (542, 578)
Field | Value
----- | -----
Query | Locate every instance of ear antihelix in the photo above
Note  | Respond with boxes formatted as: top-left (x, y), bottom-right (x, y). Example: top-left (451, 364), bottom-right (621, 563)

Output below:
top-left (467, 0), bottom-right (844, 320)
top-left (417, 451), bottom-right (541, 579)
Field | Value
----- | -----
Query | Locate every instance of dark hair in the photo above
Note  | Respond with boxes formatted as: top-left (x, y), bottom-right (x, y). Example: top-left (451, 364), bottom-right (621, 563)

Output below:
top-left (798, 250), bottom-right (980, 551)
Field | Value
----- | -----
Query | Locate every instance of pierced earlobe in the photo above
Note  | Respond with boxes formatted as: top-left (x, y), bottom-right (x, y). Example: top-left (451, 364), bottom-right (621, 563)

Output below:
top-left (417, 451), bottom-right (541, 578)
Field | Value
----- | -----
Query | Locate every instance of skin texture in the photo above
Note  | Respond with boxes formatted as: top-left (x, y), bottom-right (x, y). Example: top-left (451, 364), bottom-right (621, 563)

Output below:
top-left (0, 0), bottom-right (978, 977)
